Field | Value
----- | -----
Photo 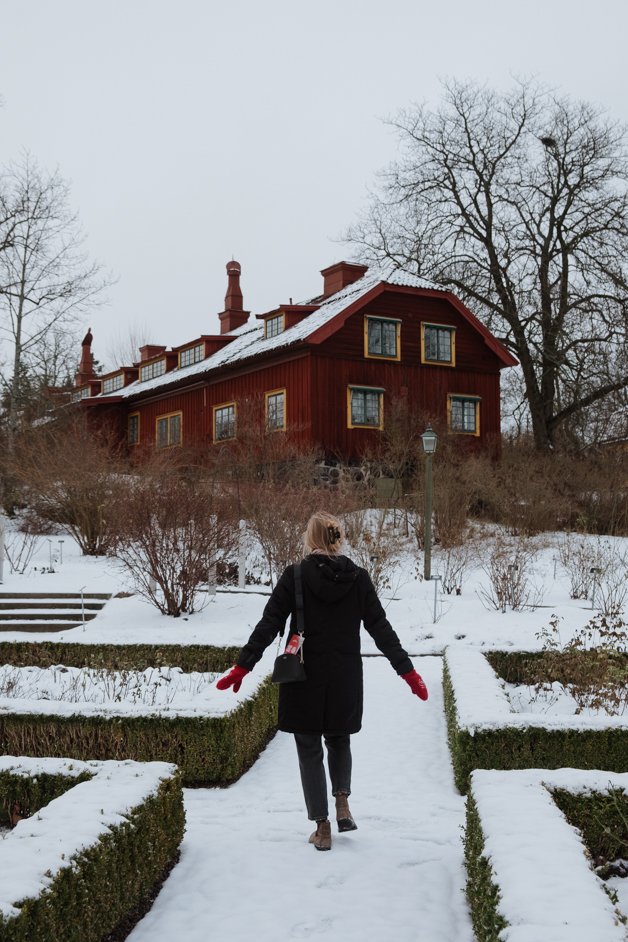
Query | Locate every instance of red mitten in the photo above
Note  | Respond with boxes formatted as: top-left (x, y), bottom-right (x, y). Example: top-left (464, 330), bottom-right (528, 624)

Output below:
top-left (402, 669), bottom-right (429, 701)
top-left (216, 665), bottom-right (249, 693)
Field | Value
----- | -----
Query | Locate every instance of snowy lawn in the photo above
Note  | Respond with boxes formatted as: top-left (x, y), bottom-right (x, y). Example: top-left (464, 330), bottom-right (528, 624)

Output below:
top-left (0, 757), bottom-right (183, 940)
top-left (467, 768), bottom-right (628, 942)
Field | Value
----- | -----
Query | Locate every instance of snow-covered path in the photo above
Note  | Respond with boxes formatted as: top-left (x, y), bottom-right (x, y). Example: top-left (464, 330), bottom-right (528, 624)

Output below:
top-left (128, 657), bottom-right (474, 942)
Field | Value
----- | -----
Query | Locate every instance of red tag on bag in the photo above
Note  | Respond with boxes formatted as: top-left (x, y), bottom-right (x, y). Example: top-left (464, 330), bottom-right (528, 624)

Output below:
top-left (285, 633), bottom-right (304, 656)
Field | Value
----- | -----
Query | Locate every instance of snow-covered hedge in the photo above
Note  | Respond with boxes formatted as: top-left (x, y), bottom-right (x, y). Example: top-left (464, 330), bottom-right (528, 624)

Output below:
top-left (465, 769), bottom-right (628, 942)
top-left (444, 647), bottom-right (628, 792)
top-left (0, 643), bottom-right (278, 786)
top-left (0, 756), bottom-right (184, 942)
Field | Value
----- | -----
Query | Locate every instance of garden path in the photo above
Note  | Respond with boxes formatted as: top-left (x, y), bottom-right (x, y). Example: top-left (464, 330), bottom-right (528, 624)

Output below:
top-left (127, 656), bottom-right (474, 942)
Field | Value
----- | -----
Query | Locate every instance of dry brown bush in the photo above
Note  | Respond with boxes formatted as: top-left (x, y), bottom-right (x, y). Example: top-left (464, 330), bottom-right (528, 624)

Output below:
top-left (9, 415), bottom-right (127, 555)
top-left (111, 453), bottom-right (238, 616)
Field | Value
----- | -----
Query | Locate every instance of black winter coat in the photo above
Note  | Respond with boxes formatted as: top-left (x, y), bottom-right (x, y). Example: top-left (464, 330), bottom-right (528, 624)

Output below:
top-left (236, 554), bottom-right (413, 734)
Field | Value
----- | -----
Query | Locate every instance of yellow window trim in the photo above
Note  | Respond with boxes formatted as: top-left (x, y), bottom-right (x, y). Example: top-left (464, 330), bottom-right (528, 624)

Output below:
top-left (363, 315), bottom-right (401, 361)
top-left (178, 342), bottom-right (205, 368)
top-left (265, 388), bottom-right (287, 431)
top-left (347, 385), bottom-right (385, 430)
top-left (155, 410), bottom-right (183, 447)
top-left (212, 400), bottom-right (237, 442)
top-left (264, 313), bottom-right (285, 339)
top-left (447, 394), bottom-right (481, 437)
top-left (421, 322), bottom-right (456, 367)
top-left (128, 411), bottom-right (140, 445)
top-left (140, 357), bottom-right (167, 381)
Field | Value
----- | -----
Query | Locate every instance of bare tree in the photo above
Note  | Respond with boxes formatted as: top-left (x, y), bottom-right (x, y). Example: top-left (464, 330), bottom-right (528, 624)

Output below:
top-left (347, 79), bottom-right (628, 450)
top-left (0, 154), bottom-right (109, 447)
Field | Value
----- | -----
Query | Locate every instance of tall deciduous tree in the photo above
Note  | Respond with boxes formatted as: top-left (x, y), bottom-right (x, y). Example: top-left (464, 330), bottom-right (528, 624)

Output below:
top-left (0, 154), bottom-right (108, 444)
top-left (347, 80), bottom-right (628, 450)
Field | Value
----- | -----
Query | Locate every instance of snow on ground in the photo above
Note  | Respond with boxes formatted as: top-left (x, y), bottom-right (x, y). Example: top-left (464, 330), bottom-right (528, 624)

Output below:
top-left (127, 657), bottom-right (473, 942)
top-left (0, 529), bottom-right (627, 939)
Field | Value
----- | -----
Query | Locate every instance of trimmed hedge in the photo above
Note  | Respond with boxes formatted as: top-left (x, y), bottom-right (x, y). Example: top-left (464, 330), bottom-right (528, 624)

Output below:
top-left (464, 771), bottom-right (628, 942)
top-left (0, 763), bottom-right (184, 942)
top-left (0, 641), bottom-right (278, 787)
top-left (443, 655), bottom-right (628, 794)
top-left (463, 792), bottom-right (508, 942)
top-left (0, 769), bottom-right (91, 828)
top-left (0, 679), bottom-right (277, 787)
top-left (0, 641), bottom-right (241, 673)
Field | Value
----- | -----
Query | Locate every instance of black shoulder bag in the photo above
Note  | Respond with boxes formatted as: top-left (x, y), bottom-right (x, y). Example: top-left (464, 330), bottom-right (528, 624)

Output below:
top-left (271, 563), bottom-right (306, 684)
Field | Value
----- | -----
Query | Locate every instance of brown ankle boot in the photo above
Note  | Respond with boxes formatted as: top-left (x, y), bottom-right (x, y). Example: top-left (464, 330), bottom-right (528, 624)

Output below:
top-left (335, 793), bottom-right (357, 832)
top-left (308, 819), bottom-right (332, 851)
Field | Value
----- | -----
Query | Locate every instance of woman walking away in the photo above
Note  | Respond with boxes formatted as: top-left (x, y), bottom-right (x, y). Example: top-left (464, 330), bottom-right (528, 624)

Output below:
top-left (217, 511), bottom-right (428, 852)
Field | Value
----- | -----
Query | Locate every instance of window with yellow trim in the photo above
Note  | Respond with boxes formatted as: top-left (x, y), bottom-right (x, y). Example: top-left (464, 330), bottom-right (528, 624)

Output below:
top-left (265, 390), bottom-right (286, 431)
top-left (264, 314), bottom-right (284, 339)
top-left (179, 343), bottom-right (205, 368)
top-left (448, 396), bottom-right (480, 435)
top-left (140, 359), bottom-right (166, 382)
top-left (348, 386), bottom-right (384, 429)
top-left (156, 412), bottom-right (182, 448)
top-left (422, 324), bottom-right (455, 365)
top-left (364, 317), bottom-right (400, 359)
top-left (128, 413), bottom-right (140, 445)
top-left (213, 403), bottom-right (236, 441)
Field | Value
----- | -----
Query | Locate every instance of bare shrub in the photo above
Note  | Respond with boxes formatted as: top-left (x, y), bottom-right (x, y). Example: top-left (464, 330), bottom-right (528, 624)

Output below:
top-left (4, 530), bottom-right (41, 574)
top-left (112, 459), bottom-right (237, 616)
top-left (10, 416), bottom-right (126, 556)
top-left (343, 507), bottom-right (407, 594)
top-left (559, 535), bottom-right (628, 613)
top-left (478, 537), bottom-right (540, 611)
top-left (532, 613), bottom-right (628, 715)
top-left (433, 535), bottom-right (479, 595)
top-left (242, 483), bottom-right (322, 586)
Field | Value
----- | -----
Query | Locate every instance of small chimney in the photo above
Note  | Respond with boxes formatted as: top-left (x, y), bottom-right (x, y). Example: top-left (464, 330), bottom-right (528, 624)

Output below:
top-left (218, 260), bottom-right (250, 334)
top-left (139, 344), bottom-right (167, 362)
top-left (320, 261), bottom-right (368, 298)
top-left (74, 327), bottom-right (96, 387)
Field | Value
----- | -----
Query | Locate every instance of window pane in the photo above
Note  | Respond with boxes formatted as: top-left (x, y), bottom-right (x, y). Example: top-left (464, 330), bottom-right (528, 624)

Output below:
top-left (351, 389), bottom-right (381, 426)
top-left (368, 320), bottom-right (397, 357)
top-left (215, 406), bottom-right (235, 440)
top-left (424, 326), bottom-right (452, 362)
top-left (169, 414), bottom-right (181, 445)
top-left (128, 415), bottom-right (139, 445)
top-left (267, 392), bottom-right (284, 430)
top-left (450, 398), bottom-right (477, 433)
top-left (437, 330), bottom-right (451, 362)
top-left (157, 417), bottom-right (168, 448)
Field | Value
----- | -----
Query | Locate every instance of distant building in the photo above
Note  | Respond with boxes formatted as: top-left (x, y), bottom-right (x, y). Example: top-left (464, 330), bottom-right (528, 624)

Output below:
top-left (75, 260), bottom-right (517, 460)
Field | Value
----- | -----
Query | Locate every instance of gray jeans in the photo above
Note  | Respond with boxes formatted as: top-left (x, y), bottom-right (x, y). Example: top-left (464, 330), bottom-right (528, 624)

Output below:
top-left (294, 733), bottom-right (352, 821)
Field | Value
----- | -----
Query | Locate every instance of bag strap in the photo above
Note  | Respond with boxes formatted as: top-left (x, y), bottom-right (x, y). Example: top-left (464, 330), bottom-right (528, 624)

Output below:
top-left (294, 562), bottom-right (305, 634)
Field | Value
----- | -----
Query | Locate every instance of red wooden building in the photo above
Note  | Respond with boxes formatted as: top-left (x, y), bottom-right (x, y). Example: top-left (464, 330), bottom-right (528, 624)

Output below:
top-left (74, 260), bottom-right (517, 461)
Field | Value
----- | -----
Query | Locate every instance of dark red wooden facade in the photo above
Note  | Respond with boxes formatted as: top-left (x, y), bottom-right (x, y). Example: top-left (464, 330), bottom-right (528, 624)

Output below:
top-left (78, 262), bottom-right (517, 462)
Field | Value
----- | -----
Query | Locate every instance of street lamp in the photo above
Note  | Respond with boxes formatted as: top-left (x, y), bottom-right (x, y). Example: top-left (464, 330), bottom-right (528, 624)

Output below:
top-left (421, 425), bottom-right (438, 580)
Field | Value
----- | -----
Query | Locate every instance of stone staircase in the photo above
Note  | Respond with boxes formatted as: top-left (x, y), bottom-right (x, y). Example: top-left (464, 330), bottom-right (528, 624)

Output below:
top-left (0, 592), bottom-right (111, 632)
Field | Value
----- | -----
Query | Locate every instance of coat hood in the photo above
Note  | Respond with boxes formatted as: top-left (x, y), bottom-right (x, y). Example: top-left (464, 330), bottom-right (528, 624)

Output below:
top-left (302, 554), bottom-right (359, 602)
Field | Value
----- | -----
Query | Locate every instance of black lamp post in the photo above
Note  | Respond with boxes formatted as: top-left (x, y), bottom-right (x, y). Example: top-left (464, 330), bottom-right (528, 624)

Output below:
top-left (421, 425), bottom-right (438, 580)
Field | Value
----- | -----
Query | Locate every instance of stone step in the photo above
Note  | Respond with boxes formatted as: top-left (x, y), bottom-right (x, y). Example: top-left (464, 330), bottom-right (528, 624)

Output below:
top-left (0, 622), bottom-right (82, 633)
top-left (0, 601), bottom-right (105, 611)
top-left (0, 611), bottom-right (98, 622)
top-left (0, 592), bottom-right (111, 600)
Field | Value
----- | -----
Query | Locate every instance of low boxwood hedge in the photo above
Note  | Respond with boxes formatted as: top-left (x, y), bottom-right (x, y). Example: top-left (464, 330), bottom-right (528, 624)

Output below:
top-left (0, 642), bottom-right (278, 787)
top-left (464, 770), bottom-right (628, 942)
top-left (0, 641), bottom-right (240, 673)
top-left (0, 758), bottom-right (184, 942)
top-left (444, 650), bottom-right (628, 794)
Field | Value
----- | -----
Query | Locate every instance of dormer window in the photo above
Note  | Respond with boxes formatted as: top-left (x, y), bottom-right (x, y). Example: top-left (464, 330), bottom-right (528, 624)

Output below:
top-left (140, 359), bottom-right (166, 382)
top-left (179, 343), bottom-right (205, 368)
top-left (102, 373), bottom-right (124, 394)
top-left (364, 316), bottom-right (401, 360)
top-left (265, 314), bottom-right (284, 339)
top-left (422, 324), bottom-right (456, 366)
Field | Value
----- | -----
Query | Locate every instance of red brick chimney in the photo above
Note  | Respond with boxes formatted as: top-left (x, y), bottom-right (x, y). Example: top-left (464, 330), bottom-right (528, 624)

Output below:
top-left (320, 261), bottom-right (368, 298)
top-left (74, 327), bottom-right (96, 387)
top-left (139, 344), bottom-right (167, 362)
top-left (218, 260), bottom-right (250, 334)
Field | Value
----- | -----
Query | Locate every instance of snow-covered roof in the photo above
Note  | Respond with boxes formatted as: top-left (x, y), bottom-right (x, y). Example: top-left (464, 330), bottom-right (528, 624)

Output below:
top-left (94, 266), bottom-right (448, 402)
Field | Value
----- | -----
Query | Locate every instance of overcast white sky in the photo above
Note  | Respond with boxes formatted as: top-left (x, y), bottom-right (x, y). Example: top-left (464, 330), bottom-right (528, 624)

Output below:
top-left (2, 0), bottom-right (627, 371)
